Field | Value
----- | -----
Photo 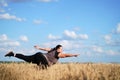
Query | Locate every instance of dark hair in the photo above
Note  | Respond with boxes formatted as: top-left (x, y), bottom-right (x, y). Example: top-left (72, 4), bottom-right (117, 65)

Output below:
top-left (55, 44), bottom-right (62, 50)
top-left (48, 44), bottom-right (62, 53)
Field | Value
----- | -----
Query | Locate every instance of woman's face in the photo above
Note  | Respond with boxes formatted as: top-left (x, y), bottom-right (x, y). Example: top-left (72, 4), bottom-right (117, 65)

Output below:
top-left (57, 47), bottom-right (63, 53)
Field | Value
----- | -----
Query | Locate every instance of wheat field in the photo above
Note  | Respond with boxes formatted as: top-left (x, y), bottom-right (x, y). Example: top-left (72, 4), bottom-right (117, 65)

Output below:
top-left (0, 62), bottom-right (120, 80)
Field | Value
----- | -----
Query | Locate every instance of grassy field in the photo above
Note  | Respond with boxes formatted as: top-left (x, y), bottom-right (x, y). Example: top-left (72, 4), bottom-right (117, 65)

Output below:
top-left (0, 62), bottom-right (120, 80)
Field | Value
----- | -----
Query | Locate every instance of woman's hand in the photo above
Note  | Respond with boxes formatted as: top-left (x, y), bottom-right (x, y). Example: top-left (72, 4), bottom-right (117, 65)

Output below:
top-left (34, 45), bottom-right (51, 51)
top-left (34, 45), bottom-right (40, 49)
top-left (74, 54), bottom-right (80, 57)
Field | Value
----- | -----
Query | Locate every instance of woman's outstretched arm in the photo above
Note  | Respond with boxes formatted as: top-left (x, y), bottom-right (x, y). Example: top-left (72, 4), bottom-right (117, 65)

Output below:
top-left (58, 53), bottom-right (80, 58)
top-left (34, 45), bottom-right (51, 52)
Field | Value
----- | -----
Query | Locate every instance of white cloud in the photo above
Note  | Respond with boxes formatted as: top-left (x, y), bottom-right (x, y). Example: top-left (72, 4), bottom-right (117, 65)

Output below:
top-left (0, 34), bottom-right (32, 55)
top-left (92, 45), bottom-right (103, 53)
top-left (47, 30), bottom-right (88, 40)
top-left (48, 34), bottom-right (61, 40)
top-left (0, 34), bottom-right (8, 41)
top-left (64, 30), bottom-right (77, 39)
top-left (0, 40), bottom-right (20, 47)
top-left (42, 39), bottom-right (83, 51)
top-left (106, 50), bottom-right (118, 55)
top-left (46, 29), bottom-right (89, 51)
top-left (104, 35), bottom-right (111, 41)
top-left (37, 0), bottom-right (58, 2)
top-left (111, 40), bottom-right (120, 46)
top-left (63, 30), bottom-right (88, 40)
top-left (0, 48), bottom-right (7, 52)
top-left (0, 1), bottom-right (7, 13)
top-left (0, 8), bottom-right (5, 12)
top-left (33, 20), bottom-right (41, 24)
top-left (7, 0), bottom-right (29, 3)
top-left (73, 27), bottom-right (80, 31)
top-left (33, 19), bottom-right (46, 25)
top-left (113, 23), bottom-right (120, 34)
top-left (59, 40), bottom-right (74, 50)
top-left (78, 34), bottom-right (88, 39)
top-left (107, 50), bottom-right (115, 55)
top-left (104, 34), bottom-right (120, 46)
top-left (91, 45), bottom-right (119, 56)
top-left (116, 23), bottom-right (120, 33)
top-left (0, 1), bottom-right (8, 7)
top-left (0, 13), bottom-right (25, 22)
top-left (104, 35), bottom-right (111, 44)
top-left (14, 48), bottom-right (36, 55)
top-left (59, 40), bottom-right (83, 50)
top-left (4, 41), bottom-right (20, 46)
top-left (20, 35), bottom-right (28, 42)
top-left (3, 2), bottom-right (8, 7)
top-left (0, 34), bottom-right (20, 47)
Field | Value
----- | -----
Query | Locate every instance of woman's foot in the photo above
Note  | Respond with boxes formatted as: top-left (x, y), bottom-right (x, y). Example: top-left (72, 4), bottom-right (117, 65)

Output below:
top-left (5, 51), bottom-right (14, 57)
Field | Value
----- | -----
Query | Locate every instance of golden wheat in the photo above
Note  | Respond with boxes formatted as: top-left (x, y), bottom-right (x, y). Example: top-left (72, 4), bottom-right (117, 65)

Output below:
top-left (0, 62), bottom-right (120, 80)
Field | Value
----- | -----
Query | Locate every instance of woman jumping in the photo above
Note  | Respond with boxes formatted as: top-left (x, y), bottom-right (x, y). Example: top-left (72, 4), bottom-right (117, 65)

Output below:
top-left (5, 44), bottom-right (79, 68)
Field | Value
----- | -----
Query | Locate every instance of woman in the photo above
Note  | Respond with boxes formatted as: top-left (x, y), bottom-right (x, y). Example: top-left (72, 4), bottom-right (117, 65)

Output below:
top-left (5, 45), bottom-right (79, 68)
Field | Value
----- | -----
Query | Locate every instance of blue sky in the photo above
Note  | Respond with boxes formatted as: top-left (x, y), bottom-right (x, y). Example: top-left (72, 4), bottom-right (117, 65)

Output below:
top-left (0, 0), bottom-right (120, 63)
